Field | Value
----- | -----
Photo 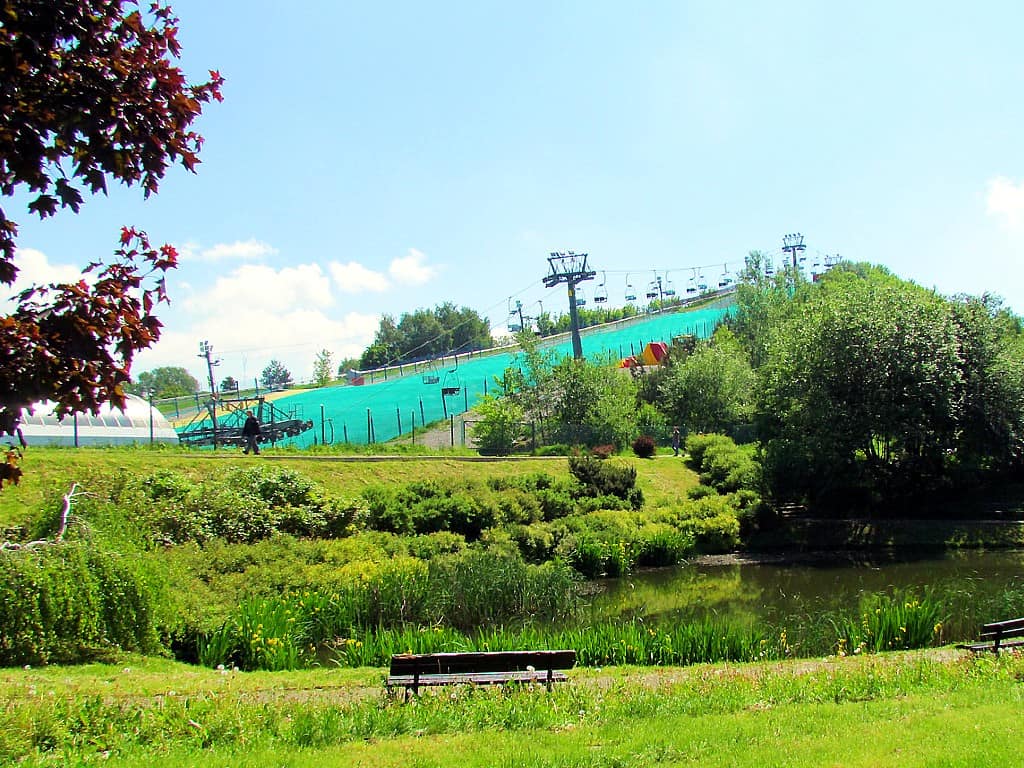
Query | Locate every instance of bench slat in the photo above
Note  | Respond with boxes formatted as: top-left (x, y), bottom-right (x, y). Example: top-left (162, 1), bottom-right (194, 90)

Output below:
top-left (389, 650), bottom-right (576, 676)
top-left (960, 617), bottom-right (1024, 654)
top-left (387, 670), bottom-right (569, 687)
top-left (386, 649), bottom-right (576, 696)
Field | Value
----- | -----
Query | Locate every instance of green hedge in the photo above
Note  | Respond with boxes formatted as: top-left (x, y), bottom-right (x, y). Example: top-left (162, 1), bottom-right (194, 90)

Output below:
top-left (0, 543), bottom-right (159, 665)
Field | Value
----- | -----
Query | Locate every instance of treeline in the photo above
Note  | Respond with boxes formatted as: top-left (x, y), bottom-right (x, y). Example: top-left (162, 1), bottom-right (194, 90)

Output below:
top-left (534, 305), bottom-right (642, 337)
top-left (731, 257), bottom-right (1024, 509)
top-left (360, 302), bottom-right (492, 369)
top-left (475, 256), bottom-right (1024, 512)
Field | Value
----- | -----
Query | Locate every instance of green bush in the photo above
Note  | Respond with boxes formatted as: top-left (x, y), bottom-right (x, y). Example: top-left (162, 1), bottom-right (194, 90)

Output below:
top-left (0, 544), bottom-right (159, 665)
top-left (568, 454), bottom-right (642, 508)
top-left (684, 433), bottom-right (735, 469)
top-left (635, 523), bottom-right (694, 566)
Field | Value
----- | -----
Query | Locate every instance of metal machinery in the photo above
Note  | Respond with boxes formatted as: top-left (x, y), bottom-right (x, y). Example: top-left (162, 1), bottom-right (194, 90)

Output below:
top-left (177, 395), bottom-right (313, 448)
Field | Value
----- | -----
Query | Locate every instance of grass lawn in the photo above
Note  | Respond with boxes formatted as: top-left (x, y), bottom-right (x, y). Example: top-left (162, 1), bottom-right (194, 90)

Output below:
top-left (2, 649), bottom-right (1021, 766)
top-left (0, 446), bottom-right (696, 529)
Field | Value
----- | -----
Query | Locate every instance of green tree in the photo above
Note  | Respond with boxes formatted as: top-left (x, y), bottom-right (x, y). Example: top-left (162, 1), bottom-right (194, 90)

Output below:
top-left (659, 327), bottom-right (755, 435)
top-left (360, 304), bottom-right (493, 367)
top-left (260, 360), bottom-right (292, 389)
top-left (312, 349), bottom-right (334, 388)
top-left (759, 267), bottom-right (968, 506)
top-left (128, 366), bottom-right (198, 398)
top-left (471, 395), bottom-right (525, 455)
top-left (220, 376), bottom-right (238, 393)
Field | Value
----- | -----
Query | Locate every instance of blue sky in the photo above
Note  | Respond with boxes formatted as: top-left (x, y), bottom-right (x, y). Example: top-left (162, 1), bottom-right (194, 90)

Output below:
top-left (6, 1), bottom-right (1024, 386)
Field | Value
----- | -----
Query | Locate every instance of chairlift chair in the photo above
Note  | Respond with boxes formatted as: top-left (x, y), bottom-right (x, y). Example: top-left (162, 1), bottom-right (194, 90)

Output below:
top-left (507, 298), bottom-right (523, 333)
top-left (663, 276), bottom-right (676, 297)
top-left (645, 280), bottom-right (659, 299)
top-left (422, 358), bottom-right (440, 385)
top-left (718, 264), bottom-right (732, 288)
top-left (441, 359), bottom-right (461, 397)
top-left (575, 287), bottom-right (587, 307)
top-left (594, 272), bottom-right (608, 303)
top-left (625, 273), bottom-right (637, 301)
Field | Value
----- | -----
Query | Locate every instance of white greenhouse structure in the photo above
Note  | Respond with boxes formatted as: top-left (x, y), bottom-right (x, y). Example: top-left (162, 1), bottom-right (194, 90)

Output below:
top-left (17, 394), bottom-right (179, 447)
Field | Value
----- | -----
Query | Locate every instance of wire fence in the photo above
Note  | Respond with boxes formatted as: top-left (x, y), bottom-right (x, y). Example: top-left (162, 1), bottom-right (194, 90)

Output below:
top-left (180, 303), bottom-right (732, 447)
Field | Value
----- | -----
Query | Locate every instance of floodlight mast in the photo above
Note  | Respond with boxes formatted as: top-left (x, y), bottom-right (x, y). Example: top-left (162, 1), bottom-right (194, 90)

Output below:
top-left (198, 340), bottom-right (221, 450)
top-left (543, 250), bottom-right (596, 360)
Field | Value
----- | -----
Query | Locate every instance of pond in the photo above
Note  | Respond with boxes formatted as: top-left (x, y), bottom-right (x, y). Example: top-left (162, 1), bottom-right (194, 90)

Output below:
top-left (586, 549), bottom-right (1024, 641)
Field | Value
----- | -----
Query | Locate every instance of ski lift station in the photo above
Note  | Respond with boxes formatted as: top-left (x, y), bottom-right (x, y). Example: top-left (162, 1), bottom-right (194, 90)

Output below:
top-left (17, 394), bottom-right (179, 447)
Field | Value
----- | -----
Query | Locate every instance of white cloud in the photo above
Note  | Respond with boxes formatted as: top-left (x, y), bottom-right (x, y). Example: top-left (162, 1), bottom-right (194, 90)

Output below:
top-left (389, 248), bottom-right (437, 285)
top-left (1, 248), bottom-right (86, 308)
top-left (138, 259), bottom-right (382, 385)
top-left (986, 176), bottom-right (1024, 228)
top-left (177, 239), bottom-right (277, 262)
top-left (182, 263), bottom-right (333, 314)
top-left (329, 261), bottom-right (390, 292)
top-left (136, 309), bottom-right (379, 386)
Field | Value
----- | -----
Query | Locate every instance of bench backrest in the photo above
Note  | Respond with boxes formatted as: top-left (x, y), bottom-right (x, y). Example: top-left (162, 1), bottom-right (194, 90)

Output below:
top-left (981, 617), bottom-right (1024, 640)
top-left (390, 650), bottom-right (576, 676)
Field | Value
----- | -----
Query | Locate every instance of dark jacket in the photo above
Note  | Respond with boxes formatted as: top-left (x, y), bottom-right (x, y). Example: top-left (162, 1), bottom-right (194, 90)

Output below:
top-left (242, 415), bottom-right (261, 437)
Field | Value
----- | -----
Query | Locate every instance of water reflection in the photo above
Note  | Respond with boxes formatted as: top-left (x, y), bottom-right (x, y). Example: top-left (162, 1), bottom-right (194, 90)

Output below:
top-left (587, 550), bottom-right (1024, 635)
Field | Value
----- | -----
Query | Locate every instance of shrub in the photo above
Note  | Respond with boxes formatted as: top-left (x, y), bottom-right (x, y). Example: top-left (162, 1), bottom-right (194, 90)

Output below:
top-left (635, 523), bottom-right (694, 566)
top-left (569, 455), bottom-right (640, 505)
top-left (495, 489), bottom-right (543, 525)
top-left (591, 444), bottom-right (615, 459)
top-left (631, 434), bottom-right (656, 458)
top-left (683, 433), bottom-right (735, 469)
top-left (0, 544), bottom-right (159, 665)
top-left (501, 523), bottom-right (556, 563)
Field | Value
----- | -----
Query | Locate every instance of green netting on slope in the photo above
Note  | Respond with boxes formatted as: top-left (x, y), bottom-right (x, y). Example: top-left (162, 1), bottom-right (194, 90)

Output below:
top-left (196, 303), bottom-right (732, 447)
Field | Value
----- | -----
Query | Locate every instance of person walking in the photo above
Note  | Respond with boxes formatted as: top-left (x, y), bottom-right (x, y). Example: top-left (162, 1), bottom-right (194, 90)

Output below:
top-left (242, 410), bottom-right (262, 455)
top-left (671, 426), bottom-right (681, 457)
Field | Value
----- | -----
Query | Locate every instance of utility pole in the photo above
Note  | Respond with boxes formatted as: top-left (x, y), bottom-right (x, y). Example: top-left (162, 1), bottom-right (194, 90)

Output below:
top-left (782, 233), bottom-right (807, 271)
top-left (543, 251), bottom-right (596, 360)
top-left (198, 340), bottom-right (221, 449)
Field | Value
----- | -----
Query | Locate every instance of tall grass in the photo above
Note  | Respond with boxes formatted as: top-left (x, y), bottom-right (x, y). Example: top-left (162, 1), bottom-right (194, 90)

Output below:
top-left (830, 590), bottom-right (946, 654)
top-left (198, 586), bottom-right (955, 672)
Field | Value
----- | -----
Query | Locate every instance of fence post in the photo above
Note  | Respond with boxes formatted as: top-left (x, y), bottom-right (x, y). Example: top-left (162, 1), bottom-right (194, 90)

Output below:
top-left (420, 398), bottom-right (425, 426)
top-left (343, 423), bottom-right (349, 444)
top-left (396, 407), bottom-right (402, 436)
top-left (450, 415), bottom-right (455, 447)
top-left (320, 404), bottom-right (326, 445)
top-left (367, 408), bottom-right (372, 444)
top-left (411, 411), bottom-right (416, 445)
top-left (442, 394), bottom-right (448, 420)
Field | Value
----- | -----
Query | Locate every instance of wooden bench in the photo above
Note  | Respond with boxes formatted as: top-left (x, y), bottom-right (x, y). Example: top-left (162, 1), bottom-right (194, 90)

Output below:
top-left (386, 650), bottom-right (576, 698)
top-left (957, 617), bottom-right (1024, 654)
